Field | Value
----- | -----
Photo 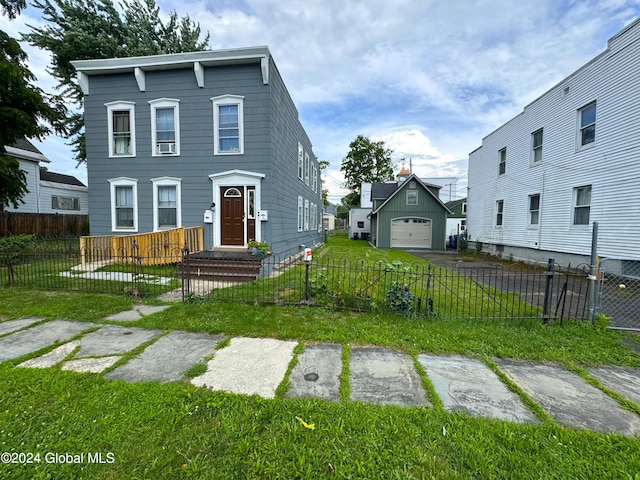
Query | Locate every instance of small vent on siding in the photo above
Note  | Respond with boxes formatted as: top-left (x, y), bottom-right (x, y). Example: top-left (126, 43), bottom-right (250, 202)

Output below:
top-left (563, 86), bottom-right (570, 97)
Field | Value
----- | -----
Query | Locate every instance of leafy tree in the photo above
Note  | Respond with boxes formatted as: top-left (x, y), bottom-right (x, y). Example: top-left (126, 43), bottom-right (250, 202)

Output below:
top-left (24, 0), bottom-right (210, 162)
top-left (340, 135), bottom-right (394, 205)
top-left (318, 159), bottom-right (330, 207)
top-left (1, 0), bottom-right (67, 210)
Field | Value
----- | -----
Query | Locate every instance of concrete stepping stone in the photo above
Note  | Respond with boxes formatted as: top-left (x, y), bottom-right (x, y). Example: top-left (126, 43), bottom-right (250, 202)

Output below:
top-left (18, 341), bottom-right (80, 369)
top-left (497, 359), bottom-right (640, 436)
top-left (418, 354), bottom-right (537, 423)
top-left (106, 305), bottom-right (170, 322)
top-left (62, 356), bottom-right (121, 373)
top-left (0, 320), bottom-right (96, 362)
top-left (191, 337), bottom-right (297, 399)
top-left (287, 344), bottom-right (342, 401)
top-left (0, 317), bottom-right (45, 336)
top-left (74, 324), bottom-right (161, 357)
top-left (589, 366), bottom-right (640, 406)
top-left (105, 331), bottom-right (224, 383)
top-left (350, 347), bottom-right (429, 407)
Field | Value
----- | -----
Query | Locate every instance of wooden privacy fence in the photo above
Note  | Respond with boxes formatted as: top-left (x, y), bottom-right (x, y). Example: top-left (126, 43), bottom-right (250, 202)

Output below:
top-left (80, 226), bottom-right (203, 266)
top-left (0, 212), bottom-right (89, 237)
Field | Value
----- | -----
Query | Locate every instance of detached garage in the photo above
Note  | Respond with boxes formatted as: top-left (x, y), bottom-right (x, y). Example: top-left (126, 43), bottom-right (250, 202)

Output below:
top-left (369, 174), bottom-right (451, 250)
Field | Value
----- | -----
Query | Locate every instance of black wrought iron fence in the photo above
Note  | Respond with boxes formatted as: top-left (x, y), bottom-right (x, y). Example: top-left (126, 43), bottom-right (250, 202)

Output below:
top-left (1, 238), bottom-right (591, 322)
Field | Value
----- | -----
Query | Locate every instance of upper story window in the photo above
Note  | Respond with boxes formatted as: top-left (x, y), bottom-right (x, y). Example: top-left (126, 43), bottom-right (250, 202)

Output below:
top-left (149, 99), bottom-right (180, 156)
top-left (298, 143), bottom-right (304, 180)
top-left (312, 163), bottom-right (318, 192)
top-left (532, 128), bottom-right (543, 164)
top-left (496, 200), bottom-right (504, 226)
top-left (498, 148), bottom-right (506, 175)
top-left (578, 102), bottom-right (596, 147)
top-left (151, 177), bottom-right (182, 231)
top-left (211, 95), bottom-right (244, 155)
top-left (462, 202), bottom-right (467, 214)
top-left (406, 190), bottom-right (418, 205)
top-left (108, 177), bottom-right (138, 232)
top-left (573, 185), bottom-right (592, 225)
top-left (106, 101), bottom-right (135, 157)
top-left (304, 152), bottom-right (310, 185)
top-left (529, 194), bottom-right (540, 226)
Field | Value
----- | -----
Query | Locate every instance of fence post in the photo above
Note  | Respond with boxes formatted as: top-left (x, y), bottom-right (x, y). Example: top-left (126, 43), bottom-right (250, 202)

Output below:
top-left (542, 258), bottom-right (555, 322)
top-left (181, 243), bottom-right (190, 301)
top-left (587, 222), bottom-right (599, 323)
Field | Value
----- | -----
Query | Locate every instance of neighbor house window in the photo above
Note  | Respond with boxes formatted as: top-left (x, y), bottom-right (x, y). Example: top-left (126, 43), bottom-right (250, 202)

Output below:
top-left (498, 148), bottom-right (506, 175)
top-left (529, 194), bottom-right (540, 226)
top-left (298, 143), bottom-right (304, 180)
top-left (406, 190), bottom-right (418, 205)
top-left (579, 102), bottom-right (596, 147)
top-left (573, 185), bottom-right (591, 225)
top-left (496, 200), bottom-right (504, 226)
top-left (211, 95), bottom-right (244, 154)
top-left (462, 202), bottom-right (467, 214)
top-left (150, 98), bottom-right (180, 156)
top-left (532, 128), bottom-right (543, 164)
top-left (297, 196), bottom-right (303, 232)
top-left (151, 177), bottom-right (181, 231)
top-left (106, 101), bottom-right (135, 157)
top-left (51, 196), bottom-right (80, 211)
top-left (109, 177), bottom-right (138, 232)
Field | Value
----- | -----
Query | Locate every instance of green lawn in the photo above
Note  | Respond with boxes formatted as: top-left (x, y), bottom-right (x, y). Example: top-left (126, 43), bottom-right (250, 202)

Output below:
top-left (1, 237), bottom-right (640, 478)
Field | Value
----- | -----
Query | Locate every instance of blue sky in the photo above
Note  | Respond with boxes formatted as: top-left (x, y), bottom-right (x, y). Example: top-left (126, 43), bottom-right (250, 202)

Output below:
top-left (3, 0), bottom-right (640, 203)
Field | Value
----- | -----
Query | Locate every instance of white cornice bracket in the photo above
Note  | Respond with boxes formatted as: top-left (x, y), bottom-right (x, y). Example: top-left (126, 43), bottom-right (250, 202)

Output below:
top-left (134, 67), bottom-right (145, 92)
top-left (261, 56), bottom-right (269, 85)
top-left (78, 72), bottom-right (89, 95)
top-left (194, 61), bottom-right (205, 88)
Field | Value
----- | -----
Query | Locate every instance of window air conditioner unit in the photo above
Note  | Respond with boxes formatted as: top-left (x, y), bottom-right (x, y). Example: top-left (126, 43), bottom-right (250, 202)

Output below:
top-left (158, 142), bottom-right (176, 154)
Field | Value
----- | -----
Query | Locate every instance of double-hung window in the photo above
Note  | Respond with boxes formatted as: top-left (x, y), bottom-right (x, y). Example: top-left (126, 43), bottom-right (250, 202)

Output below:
top-left (406, 190), bottom-right (418, 205)
top-left (573, 185), bottom-right (592, 225)
top-left (109, 177), bottom-right (138, 232)
top-left (150, 99), bottom-right (180, 155)
top-left (304, 152), bottom-right (310, 185)
top-left (151, 177), bottom-right (182, 231)
top-left (304, 199), bottom-right (309, 230)
top-left (498, 148), bottom-right (506, 175)
top-left (297, 196), bottom-right (303, 232)
top-left (532, 128), bottom-right (543, 164)
top-left (496, 200), bottom-right (504, 226)
top-left (106, 101), bottom-right (135, 157)
top-left (211, 95), bottom-right (244, 155)
top-left (298, 143), bottom-right (304, 180)
top-left (529, 194), bottom-right (540, 226)
top-left (578, 102), bottom-right (596, 147)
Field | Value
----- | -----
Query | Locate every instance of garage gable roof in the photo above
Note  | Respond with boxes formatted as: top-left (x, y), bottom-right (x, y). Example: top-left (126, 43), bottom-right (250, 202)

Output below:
top-left (371, 174), bottom-right (453, 215)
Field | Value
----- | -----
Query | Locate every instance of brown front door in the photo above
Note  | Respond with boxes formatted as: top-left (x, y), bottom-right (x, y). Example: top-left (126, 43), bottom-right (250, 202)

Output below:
top-left (221, 186), bottom-right (244, 245)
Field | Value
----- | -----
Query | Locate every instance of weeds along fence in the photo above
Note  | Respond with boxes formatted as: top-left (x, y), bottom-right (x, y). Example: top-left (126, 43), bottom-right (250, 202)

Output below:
top-left (1, 238), bottom-right (592, 321)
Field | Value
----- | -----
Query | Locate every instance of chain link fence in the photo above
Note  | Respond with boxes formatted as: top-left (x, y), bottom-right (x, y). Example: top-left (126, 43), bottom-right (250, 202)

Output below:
top-left (597, 259), bottom-right (640, 331)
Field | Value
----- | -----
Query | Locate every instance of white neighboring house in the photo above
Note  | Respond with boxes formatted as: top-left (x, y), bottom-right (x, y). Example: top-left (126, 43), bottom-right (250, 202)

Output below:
top-left (4, 139), bottom-right (88, 215)
top-left (467, 18), bottom-right (640, 274)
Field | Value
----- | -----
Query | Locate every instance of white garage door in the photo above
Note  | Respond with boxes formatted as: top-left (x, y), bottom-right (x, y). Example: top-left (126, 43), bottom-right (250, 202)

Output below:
top-left (391, 218), bottom-right (432, 248)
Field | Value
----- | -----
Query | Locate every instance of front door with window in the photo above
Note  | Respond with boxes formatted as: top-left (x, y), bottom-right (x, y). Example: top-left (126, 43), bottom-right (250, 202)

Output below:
top-left (221, 187), bottom-right (244, 245)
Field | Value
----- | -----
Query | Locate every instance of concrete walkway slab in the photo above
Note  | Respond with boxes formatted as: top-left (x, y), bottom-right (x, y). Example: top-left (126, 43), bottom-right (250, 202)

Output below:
top-left (497, 359), bottom-right (640, 436)
top-left (0, 320), bottom-right (96, 362)
top-left (589, 366), bottom-right (640, 406)
top-left (0, 317), bottom-right (45, 336)
top-left (106, 305), bottom-right (171, 322)
top-left (350, 348), bottom-right (429, 407)
top-left (62, 356), bottom-right (121, 373)
top-left (75, 324), bottom-right (161, 357)
top-left (105, 331), bottom-right (224, 383)
top-left (191, 337), bottom-right (297, 399)
top-left (18, 341), bottom-right (80, 369)
top-left (418, 355), bottom-right (537, 423)
top-left (287, 344), bottom-right (342, 401)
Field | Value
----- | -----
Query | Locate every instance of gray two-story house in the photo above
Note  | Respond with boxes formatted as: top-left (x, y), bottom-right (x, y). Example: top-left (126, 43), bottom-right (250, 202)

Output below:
top-left (72, 47), bottom-right (322, 257)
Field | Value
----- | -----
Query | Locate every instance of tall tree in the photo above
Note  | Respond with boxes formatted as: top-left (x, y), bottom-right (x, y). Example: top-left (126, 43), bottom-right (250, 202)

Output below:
top-left (24, 0), bottom-right (210, 162)
top-left (340, 134), bottom-right (394, 206)
top-left (1, 0), bottom-right (67, 210)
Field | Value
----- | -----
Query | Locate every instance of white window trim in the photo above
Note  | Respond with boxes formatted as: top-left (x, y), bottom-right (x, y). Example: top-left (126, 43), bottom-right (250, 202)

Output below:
top-left (528, 194), bottom-right (540, 227)
top-left (211, 94), bottom-right (244, 155)
top-left (577, 101), bottom-right (596, 150)
top-left (312, 164), bottom-right (318, 192)
top-left (498, 148), bottom-right (506, 175)
top-left (572, 185), bottom-right (592, 226)
top-left (105, 101), bottom-right (136, 158)
top-left (149, 98), bottom-right (180, 157)
top-left (304, 152), bottom-right (310, 186)
top-left (151, 177), bottom-right (182, 231)
top-left (298, 143), bottom-right (304, 180)
top-left (304, 199), bottom-right (309, 231)
top-left (297, 196), bottom-right (303, 232)
top-left (406, 190), bottom-right (418, 206)
top-left (531, 128), bottom-right (543, 165)
top-left (108, 177), bottom-right (138, 232)
top-left (496, 200), bottom-right (504, 227)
